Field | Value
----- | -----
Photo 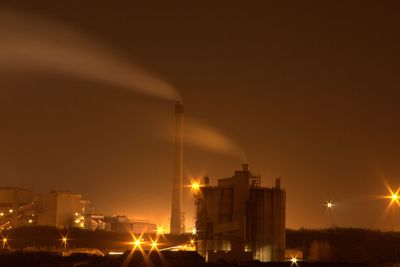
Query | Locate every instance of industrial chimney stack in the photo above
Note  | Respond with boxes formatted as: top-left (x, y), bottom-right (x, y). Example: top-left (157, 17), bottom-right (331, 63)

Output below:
top-left (170, 101), bottom-right (184, 234)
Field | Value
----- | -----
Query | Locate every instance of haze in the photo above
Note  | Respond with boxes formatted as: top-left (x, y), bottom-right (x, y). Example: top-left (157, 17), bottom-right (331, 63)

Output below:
top-left (0, 1), bottom-right (399, 230)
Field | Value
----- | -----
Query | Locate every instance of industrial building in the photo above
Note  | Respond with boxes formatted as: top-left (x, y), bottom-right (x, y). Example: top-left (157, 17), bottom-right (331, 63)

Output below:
top-left (0, 189), bottom-right (158, 234)
top-left (99, 215), bottom-right (157, 233)
top-left (0, 187), bottom-right (36, 229)
top-left (0, 187), bottom-right (33, 212)
top-left (0, 188), bottom-right (158, 234)
top-left (195, 164), bottom-right (286, 262)
top-left (37, 191), bottom-right (89, 228)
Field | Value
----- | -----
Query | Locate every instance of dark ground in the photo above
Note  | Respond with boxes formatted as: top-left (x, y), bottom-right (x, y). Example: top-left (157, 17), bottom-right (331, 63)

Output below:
top-left (1, 227), bottom-right (400, 265)
top-left (0, 251), bottom-right (369, 267)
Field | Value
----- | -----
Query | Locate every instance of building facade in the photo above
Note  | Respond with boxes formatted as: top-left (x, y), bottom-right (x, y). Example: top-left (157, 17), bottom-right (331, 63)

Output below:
top-left (37, 191), bottom-right (88, 228)
top-left (196, 164), bottom-right (286, 262)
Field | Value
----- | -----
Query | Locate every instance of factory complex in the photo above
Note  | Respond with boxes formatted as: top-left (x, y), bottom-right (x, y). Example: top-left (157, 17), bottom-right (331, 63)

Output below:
top-left (0, 163), bottom-right (287, 263)
top-left (0, 101), bottom-right (287, 263)
top-left (0, 187), bottom-right (156, 234)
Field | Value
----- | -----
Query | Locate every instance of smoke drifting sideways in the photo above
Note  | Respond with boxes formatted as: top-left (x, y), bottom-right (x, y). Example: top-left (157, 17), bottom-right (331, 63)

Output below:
top-left (185, 120), bottom-right (247, 163)
top-left (0, 9), bottom-right (180, 101)
top-left (0, 9), bottom-right (246, 162)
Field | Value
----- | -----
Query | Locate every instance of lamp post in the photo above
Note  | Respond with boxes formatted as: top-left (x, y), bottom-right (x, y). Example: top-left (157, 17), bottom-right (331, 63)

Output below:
top-left (2, 236), bottom-right (8, 249)
top-left (390, 192), bottom-right (399, 232)
top-left (60, 235), bottom-right (68, 250)
top-left (384, 186), bottom-right (400, 263)
top-left (325, 201), bottom-right (335, 227)
top-left (190, 178), bottom-right (201, 253)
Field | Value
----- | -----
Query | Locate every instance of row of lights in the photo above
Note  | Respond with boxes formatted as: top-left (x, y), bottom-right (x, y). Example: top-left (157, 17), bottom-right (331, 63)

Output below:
top-left (0, 209), bottom-right (14, 217)
top-left (74, 212), bottom-right (85, 229)
top-left (2, 179), bottom-right (390, 260)
top-left (59, 225), bottom-right (195, 251)
top-left (1, 180), bottom-right (394, 267)
top-left (0, 234), bottom-right (72, 249)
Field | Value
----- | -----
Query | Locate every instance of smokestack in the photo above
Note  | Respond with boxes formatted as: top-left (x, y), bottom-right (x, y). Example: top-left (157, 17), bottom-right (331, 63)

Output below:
top-left (170, 101), bottom-right (184, 234)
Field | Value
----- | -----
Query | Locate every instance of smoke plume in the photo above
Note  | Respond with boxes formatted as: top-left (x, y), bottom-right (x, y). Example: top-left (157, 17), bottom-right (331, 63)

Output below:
top-left (0, 9), bottom-right (179, 100)
top-left (0, 9), bottom-right (246, 161)
top-left (185, 120), bottom-right (246, 162)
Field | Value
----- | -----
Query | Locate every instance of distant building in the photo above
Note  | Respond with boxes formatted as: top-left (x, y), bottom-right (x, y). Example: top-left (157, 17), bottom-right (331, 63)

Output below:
top-left (83, 214), bottom-right (106, 231)
top-left (131, 220), bottom-right (157, 233)
top-left (196, 164), bottom-right (286, 262)
top-left (0, 187), bottom-right (33, 212)
top-left (103, 215), bottom-right (157, 233)
top-left (0, 187), bottom-right (36, 228)
top-left (37, 191), bottom-right (89, 228)
top-left (103, 215), bottom-right (130, 232)
top-left (0, 187), bottom-right (157, 233)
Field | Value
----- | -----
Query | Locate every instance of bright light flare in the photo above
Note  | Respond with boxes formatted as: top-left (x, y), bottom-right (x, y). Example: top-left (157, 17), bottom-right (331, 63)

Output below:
top-left (149, 236), bottom-right (159, 251)
top-left (383, 185), bottom-right (400, 207)
top-left (325, 201), bottom-right (335, 209)
top-left (290, 257), bottom-right (299, 267)
top-left (130, 234), bottom-right (144, 251)
top-left (191, 181), bottom-right (200, 191)
top-left (2, 236), bottom-right (8, 249)
top-left (134, 239), bottom-right (142, 247)
top-left (109, 251), bottom-right (124, 255)
top-left (60, 235), bottom-right (68, 248)
top-left (156, 225), bottom-right (166, 236)
top-left (188, 177), bottom-right (204, 193)
top-left (192, 227), bottom-right (197, 235)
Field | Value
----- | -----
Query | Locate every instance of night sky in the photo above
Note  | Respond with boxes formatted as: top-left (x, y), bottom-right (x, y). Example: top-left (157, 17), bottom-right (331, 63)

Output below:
top-left (0, 1), bottom-right (399, 230)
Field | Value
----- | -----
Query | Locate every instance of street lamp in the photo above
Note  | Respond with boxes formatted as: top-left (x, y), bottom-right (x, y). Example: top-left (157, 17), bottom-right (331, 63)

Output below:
top-left (325, 201), bottom-right (335, 227)
top-left (383, 185), bottom-right (400, 263)
top-left (290, 256), bottom-right (299, 267)
top-left (390, 192), bottom-right (400, 207)
top-left (325, 201), bottom-right (334, 209)
top-left (149, 236), bottom-right (159, 252)
top-left (190, 180), bottom-right (201, 195)
top-left (156, 225), bottom-right (166, 236)
top-left (60, 235), bottom-right (68, 249)
top-left (2, 237), bottom-right (8, 249)
top-left (192, 227), bottom-right (197, 236)
top-left (190, 178), bottom-right (201, 248)
top-left (384, 186), bottom-right (400, 232)
top-left (131, 234), bottom-right (144, 251)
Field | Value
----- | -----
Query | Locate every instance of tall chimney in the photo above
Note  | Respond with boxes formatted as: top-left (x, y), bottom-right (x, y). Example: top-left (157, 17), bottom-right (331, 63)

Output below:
top-left (170, 101), bottom-right (184, 234)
